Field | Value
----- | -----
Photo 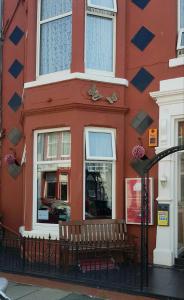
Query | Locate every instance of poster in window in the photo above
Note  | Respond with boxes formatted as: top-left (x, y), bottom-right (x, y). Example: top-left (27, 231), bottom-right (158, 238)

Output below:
top-left (125, 178), bottom-right (154, 225)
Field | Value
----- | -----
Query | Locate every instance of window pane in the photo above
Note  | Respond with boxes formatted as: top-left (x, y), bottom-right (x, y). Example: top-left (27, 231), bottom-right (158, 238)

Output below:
top-left (178, 121), bottom-right (184, 145)
top-left (85, 162), bottom-right (112, 219)
top-left (47, 133), bottom-right (57, 158)
top-left (88, 132), bottom-right (113, 158)
top-left (37, 131), bottom-right (71, 161)
top-left (180, 0), bottom-right (184, 28)
top-left (89, 0), bottom-right (114, 9)
top-left (62, 131), bottom-right (71, 156)
top-left (37, 168), bottom-right (70, 223)
top-left (181, 31), bottom-right (184, 46)
top-left (40, 16), bottom-right (72, 75)
top-left (41, 0), bottom-right (72, 20)
top-left (86, 15), bottom-right (113, 72)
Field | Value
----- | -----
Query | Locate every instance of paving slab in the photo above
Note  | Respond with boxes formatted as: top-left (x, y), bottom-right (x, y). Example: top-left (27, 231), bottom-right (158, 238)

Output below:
top-left (6, 283), bottom-right (40, 299)
top-left (6, 283), bottom-right (71, 300)
top-left (62, 294), bottom-right (103, 300)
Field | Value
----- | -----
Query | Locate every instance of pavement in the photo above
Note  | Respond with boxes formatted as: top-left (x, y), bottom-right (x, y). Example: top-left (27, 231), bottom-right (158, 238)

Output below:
top-left (1, 273), bottom-right (156, 300)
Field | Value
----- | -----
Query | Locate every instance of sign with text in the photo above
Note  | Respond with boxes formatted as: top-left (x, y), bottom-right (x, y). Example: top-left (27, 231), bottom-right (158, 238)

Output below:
top-left (125, 178), bottom-right (154, 225)
top-left (157, 204), bottom-right (169, 226)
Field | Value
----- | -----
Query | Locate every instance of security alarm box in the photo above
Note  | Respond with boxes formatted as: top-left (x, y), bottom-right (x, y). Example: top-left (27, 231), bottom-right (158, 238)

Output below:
top-left (148, 129), bottom-right (158, 147)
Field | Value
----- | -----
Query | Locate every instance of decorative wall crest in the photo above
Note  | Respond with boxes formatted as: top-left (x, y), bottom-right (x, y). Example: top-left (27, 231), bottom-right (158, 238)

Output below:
top-left (87, 85), bottom-right (118, 104)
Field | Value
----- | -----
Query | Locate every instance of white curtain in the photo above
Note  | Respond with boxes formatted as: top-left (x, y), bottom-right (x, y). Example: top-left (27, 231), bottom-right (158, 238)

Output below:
top-left (62, 131), bottom-right (71, 156)
top-left (181, 0), bottom-right (184, 28)
top-left (48, 133), bottom-right (57, 158)
top-left (88, 132), bottom-right (113, 158)
top-left (90, 0), bottom-right (114, 9)
top-left (40, 16), bottom-right (72, 75)
top-left (86, 15), bottom-right (113, 72)
top-left (41, 0), bottom-right (72, 20)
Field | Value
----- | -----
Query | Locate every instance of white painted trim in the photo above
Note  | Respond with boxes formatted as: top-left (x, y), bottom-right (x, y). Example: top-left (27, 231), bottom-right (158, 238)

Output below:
top-left (87, 0), bottom-right (117, 12)
top-left (85, 127), bottom-right (116, 161)
top-left (19, 225), bottom-right (59, 239)
top-left (24, 72), bottom-right (128, 88)
top-left (169, 56), bottom-right (184, 67)
top-left (151, 78), bottom-right (184, 266)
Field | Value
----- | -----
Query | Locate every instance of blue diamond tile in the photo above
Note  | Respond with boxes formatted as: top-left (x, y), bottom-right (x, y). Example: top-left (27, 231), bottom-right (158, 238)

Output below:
top-left (131, 111), bottom-right (153, 134)
top-left (131, 158), bottom-right (151, 176)
top-left (131, 26), bottom-right (155, 51)
top-left (9, 26), bottom-right (24, 45)
top-left (8, 60), bottom-right (24, 78)
top-left (8, 92), bottom-right (22, 112)
top-left (8, 128), bottom-right (23, 145)
top-left (8, 164), bottom-right (21, 179)
top-left (131, 68), bottom-right (154, 92)
top-left (132, 0), bottom-right (150, 9)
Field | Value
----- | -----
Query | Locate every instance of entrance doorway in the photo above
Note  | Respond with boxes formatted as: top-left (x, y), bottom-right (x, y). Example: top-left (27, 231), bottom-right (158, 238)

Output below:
top-left (178, 121), bottom-right (184, 255)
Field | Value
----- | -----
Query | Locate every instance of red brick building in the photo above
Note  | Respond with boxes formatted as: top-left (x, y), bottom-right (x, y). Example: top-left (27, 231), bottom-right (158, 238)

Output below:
top-left (0, 0), bottom-right (184, 266)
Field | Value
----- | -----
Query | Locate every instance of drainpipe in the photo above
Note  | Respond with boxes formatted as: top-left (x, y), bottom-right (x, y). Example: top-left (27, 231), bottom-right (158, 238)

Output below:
top-left (0, 0), bottom-right (3, 215)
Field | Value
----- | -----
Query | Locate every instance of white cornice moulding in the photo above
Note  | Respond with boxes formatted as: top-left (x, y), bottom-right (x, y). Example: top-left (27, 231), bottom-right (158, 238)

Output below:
top-left (156, 197), bottom-right (173, 202)
top-left (24, 72), bottom-right (129, 89)
top-left (150, 77), bottom-right (184, 105)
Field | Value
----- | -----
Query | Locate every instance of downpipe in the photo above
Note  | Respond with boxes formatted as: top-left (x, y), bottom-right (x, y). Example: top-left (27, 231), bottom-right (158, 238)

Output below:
top-left (0, 278), bottom-right (11, 300)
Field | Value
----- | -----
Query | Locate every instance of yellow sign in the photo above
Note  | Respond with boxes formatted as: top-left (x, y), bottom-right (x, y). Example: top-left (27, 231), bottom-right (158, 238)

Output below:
top-left (157, 210), bottom-right (169, 226)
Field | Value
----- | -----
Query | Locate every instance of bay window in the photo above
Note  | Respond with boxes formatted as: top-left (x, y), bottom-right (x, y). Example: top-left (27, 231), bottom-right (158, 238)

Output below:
top-left (34, 128), bottom-right (71, 225)
top-left (85, 0), bottom-right (117, 74)
top-left (84, 128), bottom-right (116, 219)
top-left (177, 0), bottom-right (184, 51)
top-left (38, 0), bottom-right (72, 75)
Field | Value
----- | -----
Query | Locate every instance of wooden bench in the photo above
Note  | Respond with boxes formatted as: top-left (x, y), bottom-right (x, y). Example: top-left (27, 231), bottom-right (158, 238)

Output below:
top-left (59, 219), bottom-right (137, 271)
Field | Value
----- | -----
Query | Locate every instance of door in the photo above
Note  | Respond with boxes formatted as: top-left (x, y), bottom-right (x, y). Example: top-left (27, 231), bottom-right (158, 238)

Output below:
top-left (178, 121), bottom-right (184, 255)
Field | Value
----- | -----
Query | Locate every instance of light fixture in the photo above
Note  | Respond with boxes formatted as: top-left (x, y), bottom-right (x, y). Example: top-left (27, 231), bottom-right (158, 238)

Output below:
top-left (160, 175), bottom-right (167, 186)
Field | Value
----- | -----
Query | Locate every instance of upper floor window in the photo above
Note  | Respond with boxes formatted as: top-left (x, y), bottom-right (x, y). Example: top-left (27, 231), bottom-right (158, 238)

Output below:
top-left (85, 0), bottom-right (117, 74)
top-left (38, 0), bottom-right (72, 76)
top-left (177, 0), bottom-right (184, 51)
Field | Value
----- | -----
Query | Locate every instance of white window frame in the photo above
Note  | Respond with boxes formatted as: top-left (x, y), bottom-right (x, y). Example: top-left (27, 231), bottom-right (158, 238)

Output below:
top-left (177, 0), bottom-right (184, 50)
top-left (36, 0), bottom-right (72, 78)
top-left (83, 127), bottom-right (116, 220)
top-left (33, 127), bottom-right (71, 234)
top-left (85, 4), bottom-right (116, 76)
top-left (87, 0), bottom-right (117, 12)
top-left (85, 127), bottom-right (116, 160)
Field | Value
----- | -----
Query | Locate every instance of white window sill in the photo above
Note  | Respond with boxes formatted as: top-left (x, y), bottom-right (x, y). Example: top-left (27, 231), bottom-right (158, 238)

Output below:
top-left (19, 225), bottom-right (59, 239)
top-left (24, 72), bottom-right (128, 89)
top-left (169, 56), bottom-right (184, 68)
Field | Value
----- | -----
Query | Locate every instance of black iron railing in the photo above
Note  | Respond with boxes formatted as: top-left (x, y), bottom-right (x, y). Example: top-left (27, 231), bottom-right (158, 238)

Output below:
top-left (0, 224), bottom-right (141, 292)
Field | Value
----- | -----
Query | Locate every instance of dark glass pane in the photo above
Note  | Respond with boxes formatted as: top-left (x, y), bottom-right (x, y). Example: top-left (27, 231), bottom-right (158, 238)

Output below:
top-left (85, 162), bottom-right (112, 219)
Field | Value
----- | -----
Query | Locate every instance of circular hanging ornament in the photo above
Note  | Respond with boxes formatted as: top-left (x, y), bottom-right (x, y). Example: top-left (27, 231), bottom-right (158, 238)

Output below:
top-left (132, 145), bottom-right (145, 159)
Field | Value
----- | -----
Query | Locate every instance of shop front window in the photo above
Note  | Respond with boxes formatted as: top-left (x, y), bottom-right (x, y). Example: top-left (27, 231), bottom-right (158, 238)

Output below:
top-left (34, 129), bottom-right (71, 224)
top-left (84, 128), bottom-right (116, 219)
